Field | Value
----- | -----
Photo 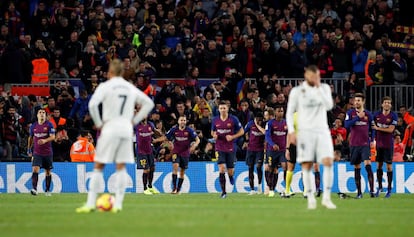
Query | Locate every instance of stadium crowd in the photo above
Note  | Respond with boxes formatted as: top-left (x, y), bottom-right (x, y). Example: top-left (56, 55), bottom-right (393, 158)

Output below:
top-left (0, 0), bottom-right (413, 162)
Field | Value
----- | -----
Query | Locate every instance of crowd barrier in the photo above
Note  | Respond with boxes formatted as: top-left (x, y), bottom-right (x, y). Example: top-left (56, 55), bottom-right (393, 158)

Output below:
top-left (6, 78), bottom-right (413, 112)
top-left (1, 162), bottom-right (413, 194)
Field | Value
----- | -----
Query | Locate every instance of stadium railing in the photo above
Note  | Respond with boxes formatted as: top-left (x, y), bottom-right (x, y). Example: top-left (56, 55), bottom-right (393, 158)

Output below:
top-left (5, 78), bottom-right (413, 112)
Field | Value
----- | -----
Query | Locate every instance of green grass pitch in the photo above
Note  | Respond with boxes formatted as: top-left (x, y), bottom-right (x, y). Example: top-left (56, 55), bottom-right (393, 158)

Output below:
top-left (0, 193), bottom-right (412, 237)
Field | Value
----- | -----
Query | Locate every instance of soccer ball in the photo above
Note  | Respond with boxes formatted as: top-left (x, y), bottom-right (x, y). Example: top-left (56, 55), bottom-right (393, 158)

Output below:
top-left (96, 194), bottom-right (115, 212)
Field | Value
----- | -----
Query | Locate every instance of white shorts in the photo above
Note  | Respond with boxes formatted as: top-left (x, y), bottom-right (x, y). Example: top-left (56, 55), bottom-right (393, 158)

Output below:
top-left (95, 134), bottom-right (134, 164)
top-left (296, 129), bottom-right (334, 164)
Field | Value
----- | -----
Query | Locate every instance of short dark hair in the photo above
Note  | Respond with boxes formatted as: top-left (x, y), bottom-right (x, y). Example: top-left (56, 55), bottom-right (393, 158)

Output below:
top-left (382, 96), bottom-right (392, 103)
top-left (304, 65), bottom-right (319, 73)
top-left (354, 93), bottom-right (365, 100)
top-left (80, 130), bottom-right (90, 137)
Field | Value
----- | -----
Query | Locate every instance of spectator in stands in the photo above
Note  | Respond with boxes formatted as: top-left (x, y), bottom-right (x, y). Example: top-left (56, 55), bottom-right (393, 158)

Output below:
top-left (352, 42), bottom-right (368, 79)
top-left (63, 31), bottom-right (83, 70)
top-left (239, 36), bottom-right (259, 78)
top-left (52, 125), bottom-right (71, 162)
top-left (344, 72), bottom-right (363, 99)
top-left (70, 130), bottom-right (95, 162)
top-left (393, 134), bottom-right (405, 162)
top-left (49, 58), bottom-right (69, 78)
top-left (68, 89), bottom-right (90, 127)
top-left (290, 39), bottom-right (309, 78)
top-left (2, 106), bottom-right (23, 159)
top-left (391, 52), bottom-right (408, 85)
top-left (49, 107), bottom-right (66, 129)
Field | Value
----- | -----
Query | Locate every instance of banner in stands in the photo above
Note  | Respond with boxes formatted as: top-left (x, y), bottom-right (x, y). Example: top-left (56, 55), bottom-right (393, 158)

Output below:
top-left (0, 162), bottom-right (413, 194)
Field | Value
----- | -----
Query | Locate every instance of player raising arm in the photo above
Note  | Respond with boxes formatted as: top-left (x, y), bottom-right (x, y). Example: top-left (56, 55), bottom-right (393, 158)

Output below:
top-left (286, 65), bottom-right (336, 209)
top-left (76, 59), bottom-right (154, 213)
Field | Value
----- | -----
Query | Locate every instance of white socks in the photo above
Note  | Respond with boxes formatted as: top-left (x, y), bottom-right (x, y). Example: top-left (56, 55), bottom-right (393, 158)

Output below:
top-left (323, 165), bottom-right (333, 201)
top-left (86, 169), bottom-right (104, 208)
top-left (302, 169), bottom-right (315, 199)
top-left (114, 168), bottom-right (128, 210)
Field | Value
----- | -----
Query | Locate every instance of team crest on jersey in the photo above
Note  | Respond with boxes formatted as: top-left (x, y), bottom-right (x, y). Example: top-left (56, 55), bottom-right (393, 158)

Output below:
top-left (148, 127), bottom-right (152, 131)
top-left (139, 128), bottom-right (142, 132)
top-left (44, 127), bottom-right (48, 131)
top-left (386, 118), bottom-right (391, 123)
top-left (284, 125), bottom-right (287, 130)
top-left (227, 123), bottom-right (232, 128)
top-left (184, 132), bottom-right (188, 136)
top-left (364, 116), bottom-right (368, 120)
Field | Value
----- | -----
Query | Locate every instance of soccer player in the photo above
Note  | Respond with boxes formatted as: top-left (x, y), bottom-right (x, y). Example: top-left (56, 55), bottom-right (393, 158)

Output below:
top-left (286, 65), bottom-right (336, 209)
top-left (372, 96), bottom-right (397, 198)
top-left (166, 115), bottom-right (200, 194)
top-left (76, 59), bottom-right (154, 213)
top-left (136, 118), bottom-right (159, 195)
top-left (211, 101), bottom-right (244, 198)
top-left (244, 112), bottom-right (265, 195)
top-left (28, 108), bottom-right (56, 196)
top-left (265, 105), bottom-right (287, 197)
top-left (345, 93), bottom-right (375, 198)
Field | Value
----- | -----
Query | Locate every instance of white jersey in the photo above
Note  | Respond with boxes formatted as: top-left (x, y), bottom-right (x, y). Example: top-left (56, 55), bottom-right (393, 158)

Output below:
top-left (286, 81), bottom-right (333, 133)
top-left (88, 77), bottom-right (154, 138)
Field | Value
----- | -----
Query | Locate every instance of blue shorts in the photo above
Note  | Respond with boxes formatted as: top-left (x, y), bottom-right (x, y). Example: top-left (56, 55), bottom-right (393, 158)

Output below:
top-left (217, 151), bottom-right (236, 169)
top-left (172, 154), bottom-right (189, 169)
top-left (136, 154), bottom-right (155, 169)
top-left (32, 155), bottom-right (53, 170)
top-left (350, 146), bottom-right (370, 165)
top-left (245, 151), bottom-right (264, 166)
top-left (376, 147), bottom-right (393, 164)
top-left (265, 151), bottom-right (286, 169)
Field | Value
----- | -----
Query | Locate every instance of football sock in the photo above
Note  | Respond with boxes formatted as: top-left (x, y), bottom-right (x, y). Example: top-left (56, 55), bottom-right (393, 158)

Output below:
top-left (248, 166), bottom-right (254, 190)
top-left (314, 171), bottom-right (320, 191)
top-left (322, 166), bottom-right (333, 200)
top-left (177, 178), bottom-right (184, 192)
top-left (172, 174), bottom-right (177, 190)
top-left (365, 165), bottom-right (374, 192)
top-left (229, 175), bottom-right (234, 185)
top-left (86, 169), bottom-right (104, 208)
top-left (31, 172), bottom-right (38, 190)
top-left (272, 172), bottom-right (278, 191)
top-left (114, 168), bottom-right (127, 209)
top-left (45, 174), bottom-right (52, 192)
top-left (257, 165), bottom-right (263, 185)
top-left (387, 171), bottom-right (393, 191)
top-left (302, 169), bottom-right (314, 197)
top-left (355, 168), bottom-right (361, 195)
top-left (148, 167), bottom-right (154, 189)
top-left (283, 170), bottom-right (287, 183)
top-left (142, 173), bottom-right (148, 190)
top-left (265, 171), bottom-right (271, 188)
top-left (377, 169), bottom-right (383, 189)
top-left (285, 170), bottom-right (293, 193)
top-left (219, 173), bottom-right (226, 194)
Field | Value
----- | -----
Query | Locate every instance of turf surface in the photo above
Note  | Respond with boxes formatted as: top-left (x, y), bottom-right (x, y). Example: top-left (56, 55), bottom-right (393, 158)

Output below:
top-left (0, 193), bottom-right (412, 237)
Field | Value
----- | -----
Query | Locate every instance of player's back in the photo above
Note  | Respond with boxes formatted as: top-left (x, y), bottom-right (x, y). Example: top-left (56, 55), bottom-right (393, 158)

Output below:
top-left (98, 77), bottom-right (140, 136)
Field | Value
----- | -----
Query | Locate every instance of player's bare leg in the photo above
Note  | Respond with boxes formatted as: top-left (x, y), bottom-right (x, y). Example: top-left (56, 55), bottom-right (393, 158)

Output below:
top-left (320, 157), bottom-right (336, 209)
top-left (264, 164), bottom-right (270, 195)
top-left (248, 164), bottom-right (255, 195)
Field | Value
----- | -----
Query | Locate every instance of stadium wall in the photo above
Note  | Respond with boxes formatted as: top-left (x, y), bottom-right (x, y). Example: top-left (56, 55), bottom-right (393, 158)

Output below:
top-left (1, 162), bottom-right (413, 194)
